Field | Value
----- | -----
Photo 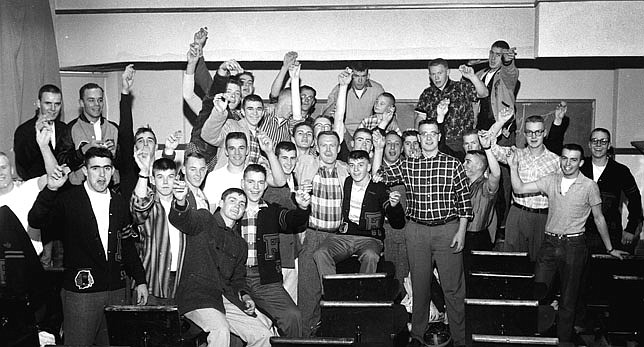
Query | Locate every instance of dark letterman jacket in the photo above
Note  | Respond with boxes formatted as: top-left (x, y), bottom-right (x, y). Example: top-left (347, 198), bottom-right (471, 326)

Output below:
top-left (28, 186), bottom-right (146, 293)
top-left (252, 202), bottom-right (309, 285)
top-left (341, 179), bottom-right (406, 241)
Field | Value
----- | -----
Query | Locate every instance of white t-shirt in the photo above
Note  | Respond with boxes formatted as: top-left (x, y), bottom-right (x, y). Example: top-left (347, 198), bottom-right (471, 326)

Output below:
top-left (84, 182), bottom-right (111, 259)
top-left (592, 163), bottom-right (607, 183)
top-left (348, 182), bottom-right (368, 224)
top-left (0, 178), bottom-right (44, 254)
top-left (203, 166), bottom-right (243, 211)
top-left (160, 198), bottom-right (181, 271)
top-left (560, 177), bottom-right (577, 196)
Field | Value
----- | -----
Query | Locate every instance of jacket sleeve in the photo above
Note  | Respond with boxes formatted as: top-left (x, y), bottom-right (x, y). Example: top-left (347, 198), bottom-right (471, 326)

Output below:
top-left (194, 56), bottom-right (214, 97)
top-left (130, 187), bottom-right (155, 227)
top-left (168, 200), bottom-right (212, 236)
top-left (55, 123), bottom-right (85, 172)
top-left (28, 187), bottom-right (63, 240)
top-left (620, 165), bottom-right (644, 234)
top-left (544, 116), bottom-right (569, 155)
top-left (116, 93), bottom-right (138, 198)
top-left (13, 124), bottom-right (41, 180)
top-left (120, 203), bottom-right (147, 285)
top-left (384, 198), bottom-right (406, 230)
top-left (278, 206), bottom-right (310, 234)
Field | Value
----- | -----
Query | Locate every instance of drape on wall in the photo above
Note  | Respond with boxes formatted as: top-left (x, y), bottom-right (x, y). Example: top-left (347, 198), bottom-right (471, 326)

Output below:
top-left (0, 0), bottom-right (61, 166)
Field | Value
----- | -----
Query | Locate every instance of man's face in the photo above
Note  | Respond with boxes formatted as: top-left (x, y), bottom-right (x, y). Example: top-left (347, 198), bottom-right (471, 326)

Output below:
top-left (242, 100), bottom-right (264, 127)
top-left (82, 156), bottom-right (113, 193)
top-left (524, 121), bottom-right (546, 149)
top-left (463, 153), bottom-right (484, 178)
top-left (313, 118), bottom-right (332, 139)
top-left (0, 155), bottom-right (13, 190)
top-left (488, 46), bottom-right (505, 70)
top-left (462, 134), bottom-right (481, 152)
top-left (384, 134), bottom-right (403, 163)
top-left (293, 124), bottom-right (314, 150)
top-left (182, 156), bottom-right (207, 188)
top-left (220, 192), bottom-right (246, 221)
top-left (373, 95), bottom-right (393, 115)
top-left (352, 131), bottom-right (373, 152)
top-left (225, 83), bottom-right (242, 109)
top-left (278, 149), bottom-right (297, 175)
top-left (80, 88), bottom-right (104, 120)
top-left (152, 169), bottom-right (176, 197)
top-left (239, 74), bottom-right (255, 98)
top-left (134, 131), bottom-right (157, 152)
top-left (560, 149), bottom-right (584, 177)
top-left (348, 157), bottom-right (371, 183)
top-left (225, 138), bottom-right (248, 167)
top-left (352, 70), bottom-right (369, 90)
top-left (429, 65), bottom-right (449, 89)
top-left (403, 135), bottom-right (420, 158)
top-left (418, 123), bottom-right (441, 153)
top-left (241, 170), bottom-right (267, 203)
top-left (318, 134), bottom-right (340, 165)
top-left (37, 92), bottom-right (62, 121)
top-left (589, 131), bottom-right (611, 159)
top-left (300, 89), bottom-right (316, 113)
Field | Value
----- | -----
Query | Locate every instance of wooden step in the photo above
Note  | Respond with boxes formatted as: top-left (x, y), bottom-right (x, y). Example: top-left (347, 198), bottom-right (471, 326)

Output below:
top-left (270, 337), bottom-right (355, 346)
top-left (322, 272), bottom-right (395, 301)
top-left (471, 334), bottom-right (558, 346)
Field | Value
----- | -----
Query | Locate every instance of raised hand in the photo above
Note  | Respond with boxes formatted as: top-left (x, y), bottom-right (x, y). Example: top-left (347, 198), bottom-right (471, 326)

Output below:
top-left (478, 130), bottom-right (491, 149)
top-left (389, 190), bottom-right (401, 207)
top-left (458, 64), bottom-right (476, 80)
top-left (382, 106), bottom-right (395, 123)
top-left (295, 189), bottom-right (311, 209)
top-left (47, 164), bottom-right (70, 191)
top-left (503, 47), bottom-right (517, 62)
top-left (218, 59), bottom-right (244, 77)
top-left (288, 61), bottom-right (301, 80)
top-left (498, 106), bottom-right (514, 125)
top-left (338, 68), bottom-right (352, 86)
top-left (134, 147), bottom-right (153, 175)
top-left (212, 93), bottom-right (229, 113)
top-left (256, 130), bottom-right (274, 153)
top-left (36, 126), bottom-right (53, 148)
top-left (554, 101), bottom-right (567, 122)
top-left (122, 64), bottom-right (135, 94)
top-left (372, 129), bottom-right (385, 150)
top-left (436, 98), bottom-right (450, 122)
top-left (187, 42), bottom-right (201, 66)
top-left (506, 147), bottom-right (518, 168)
top-left (193, 27), bottom-right (208, 49)
top-left (165, 130), bottom-right (182, 152)
top-left (173, 179), bottom-right (188, 202)
top-left (283, 51), bottom-right (298, 68)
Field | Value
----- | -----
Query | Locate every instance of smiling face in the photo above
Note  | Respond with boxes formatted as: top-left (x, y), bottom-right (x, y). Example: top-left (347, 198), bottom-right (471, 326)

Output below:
top-left (348, 157), bottom-right (371, 183)
top-left (182, 156), bottom-right (207, 189)
top-left (318, 133), bottom-right (340, 165)
top-left (220, 192), bottom-right (247, 222)
top-left (0, 155), bottom-right (13, 191)
top-left (373, 94), bottom-right (393, 115)
top-left (242, 100), bottom-right (264, 127)
top-left (241, 170), bottom-right (267, 203)
top-left (80, 88), bottom-right (104, 121)
top-left (82, 156), bottom-right (113, 193)
top-left (152, 169), bottom-right (176, 197)
top-left (588, 130), bottom-right (611, 160)
top-left (225, 82), bottom-right (242, 110)
top-left (278, 149), bottom-right (297, 175)
top-left (225, 137), bottom-right (248, 168)
top-left (37, 92), bottom-right (62, 122)
top-left (560, 148), bottom-right (584, 178)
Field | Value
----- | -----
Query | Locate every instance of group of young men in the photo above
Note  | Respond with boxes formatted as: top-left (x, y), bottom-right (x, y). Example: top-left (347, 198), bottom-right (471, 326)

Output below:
top-left (1, 28), bottom-right (641, 347)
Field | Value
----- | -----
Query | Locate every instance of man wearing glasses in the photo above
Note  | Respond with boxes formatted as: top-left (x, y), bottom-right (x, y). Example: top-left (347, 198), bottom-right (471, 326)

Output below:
top-left (490, 113), bottom-right (561, 260)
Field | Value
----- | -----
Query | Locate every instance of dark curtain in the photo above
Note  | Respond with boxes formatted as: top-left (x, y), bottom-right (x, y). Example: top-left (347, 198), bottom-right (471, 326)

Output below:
top-left (0, 0), bottom-right (61, 159)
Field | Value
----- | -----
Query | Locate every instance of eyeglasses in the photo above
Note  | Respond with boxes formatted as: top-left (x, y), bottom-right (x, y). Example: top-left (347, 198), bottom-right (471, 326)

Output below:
top-left (314, 124), bottom-right (332, 130)
top-left (419, 131), bottom-right (440, 138)
top-left (300, 95), bottom-right (315, 102)
top-left (524, 129), bottom-right (545, 137)
top-left (590, 138), bottom-right (610, 146)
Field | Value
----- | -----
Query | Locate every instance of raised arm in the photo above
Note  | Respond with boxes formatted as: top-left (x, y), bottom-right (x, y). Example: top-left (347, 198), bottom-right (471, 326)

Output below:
top-left (459, 64), bottom-right (489, 98)
top-left (333, 68), bottom-right (352, 141)
top-left (289, 62), bottom-right (303, 121)
top-left (544, 101), bottom-right (569, 155)
top-left (200, 93), bottom-right (232, 147)
top-left (478, 130), bottom-right (501, 194)
top-left (183, 43), bottom-right (204, 114)
top-left (257, 131), bottom-right (286, 187)
top-left (270, 51), bottom-right (298, 100)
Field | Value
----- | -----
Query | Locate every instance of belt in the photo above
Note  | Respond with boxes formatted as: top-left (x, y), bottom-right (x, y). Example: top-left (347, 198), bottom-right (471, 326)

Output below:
top-left (408, 215), bottom-right (457, 227)
top-left (309, 226), bottom-right (339, 233)
top-left (246, 265), bottom-right (259, 270)
top-left (545, 231), bottom-right (585, 239)
top-left (512, 202), bottom-right (548, 214)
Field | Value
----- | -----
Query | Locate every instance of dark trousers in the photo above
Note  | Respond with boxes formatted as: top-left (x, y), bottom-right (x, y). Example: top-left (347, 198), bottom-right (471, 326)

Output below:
top-left (62, 288), bottom-right (126, 345)
top-left (246, 267), bottom-right (302, 337)
top-left (535, 234), bottom-right (587, 343)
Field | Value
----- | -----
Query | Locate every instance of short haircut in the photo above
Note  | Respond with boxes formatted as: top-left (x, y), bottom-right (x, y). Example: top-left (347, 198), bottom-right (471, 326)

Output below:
top-left (563, 143), bottom-right (585, 158)
top-left (227, 76), bottom-right (243, 89)
top-left (135, 127), bottom-right (157, 143)
top-left (315, 115), bottom-right (334, 125)
top-left (301, 85), bottom-right (317, 97)
top-left (221, 187), bottom-right (246, 201)
top-left (428, 58), bottom-right (449, 70)
top-left (525, 115), bottom-right (545, 124)
top-left (350, 61), bottom-right (369, 72)
top-left (466, 150), bottom-right (488, 168)
top-left (152, 158), bottom-right (176, 173)
top-left (79, 83), bottom-right (104, 99)
top-left (590, 128), bottom-right (611, 142)
top-left (419, 119), bottom-right (440, 129)
top-left (275, 141), bottom-right (296, 155)
top-left (242, 94), bottom-right (264, 109)
top-left (38, 84), bottom-right (62, 100)
top-left (185, 151), bottom-right (206, 163)
top-left (317, 130), bottom-right (340, 144)
top-left (244, 163), bottom-right (267, 179)
top-left (491, 40), bottom-right (510, 50)
top-left (84, 147), bottom-right (113, 166)
top-left (353, 127), bottom-right (373, 139)
top-left (292, 121), bottom-right (313, 136)
top-left (402, 129), bottom-right (419, 140)
top-left (348, 150), bottom-right (370, 162)
top-left (379, 92), bottom-right (396, 105)
top-left (225, 132), bottom-right (248, 147)
top-left (238, 71), bottom-right (255, 82)
top-left (385, 130), bottom-right (402, 141)
top-left (462, 128), bottom-right (479, 138)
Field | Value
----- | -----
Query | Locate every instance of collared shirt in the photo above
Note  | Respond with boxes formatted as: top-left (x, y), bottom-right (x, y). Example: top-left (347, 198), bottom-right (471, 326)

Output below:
top-left (491, 144), bottom-right (560, 209)
top-left (381, 151), bottom-right (473, 222)
top-left (359, 114), bottom-right (401, 135)
top-left (323, 79), bottom-right (385, 135)
top-left (536, 173), bottom-right (601, 235)
top-left (242, 201), bottom-right (268, 266)
top-left (467, 175), bottom-right (498, 232)
top-left (84, 181), bottom-right (112, 259)
top-left (260, 110), bottom-right (292, 145)
top-left (415, 79), bottom-right (478, 145)
top-left (348, 181), bottom-right (369, 224)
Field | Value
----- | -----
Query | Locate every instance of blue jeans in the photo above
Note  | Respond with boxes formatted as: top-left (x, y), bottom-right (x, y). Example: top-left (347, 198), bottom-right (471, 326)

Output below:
top-left (534, 234), bottom-right (588, 343)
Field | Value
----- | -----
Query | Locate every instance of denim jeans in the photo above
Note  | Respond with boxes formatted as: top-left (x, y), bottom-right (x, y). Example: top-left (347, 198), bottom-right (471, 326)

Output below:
top-left (534, 234), bottom-right (588, 343)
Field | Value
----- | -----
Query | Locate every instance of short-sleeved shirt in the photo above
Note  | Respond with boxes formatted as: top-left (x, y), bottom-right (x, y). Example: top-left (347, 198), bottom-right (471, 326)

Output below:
top-left (467, 175), bottom-right (498, 232)
top-left (415, 79), bottom-right (478, 145)
top-left (536, 173), bottom-right (601, 235)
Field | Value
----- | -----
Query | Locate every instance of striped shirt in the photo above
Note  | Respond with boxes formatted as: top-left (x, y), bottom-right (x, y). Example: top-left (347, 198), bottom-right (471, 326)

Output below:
top-left (260, 111), bottom-right (292, 144)
top-left (381, 151), bottom-right (473, 222)
top-left (491, 144), bottom-right (560, 209)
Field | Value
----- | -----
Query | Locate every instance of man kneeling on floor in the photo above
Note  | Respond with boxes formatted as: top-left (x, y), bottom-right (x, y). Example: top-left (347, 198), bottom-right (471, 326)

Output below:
top-left (313, 150), bottom-right (405, 284)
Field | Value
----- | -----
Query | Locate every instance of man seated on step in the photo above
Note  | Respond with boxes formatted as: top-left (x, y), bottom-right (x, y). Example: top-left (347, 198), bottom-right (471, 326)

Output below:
top-left (313, 150), bottom-right (405, 284)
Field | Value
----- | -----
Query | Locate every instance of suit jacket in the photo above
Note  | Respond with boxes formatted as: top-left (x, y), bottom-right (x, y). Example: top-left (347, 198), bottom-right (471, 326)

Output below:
top-left (28, 186), bottom-right (146, 293)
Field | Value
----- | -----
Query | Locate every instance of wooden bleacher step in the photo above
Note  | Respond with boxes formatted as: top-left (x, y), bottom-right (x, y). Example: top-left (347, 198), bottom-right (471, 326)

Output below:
top-left (469, 251), bottom-right (533, 274)
top-left (270, 336), bottom-right (355, 346)
top-left (471, 334), bottom-right (558, 346)
top-left (322, 272), bottom-right (395, 301)
top-left (465, 298), bottom-right (542, 336)
top-left (468, 272), bottom-right (536, 300)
